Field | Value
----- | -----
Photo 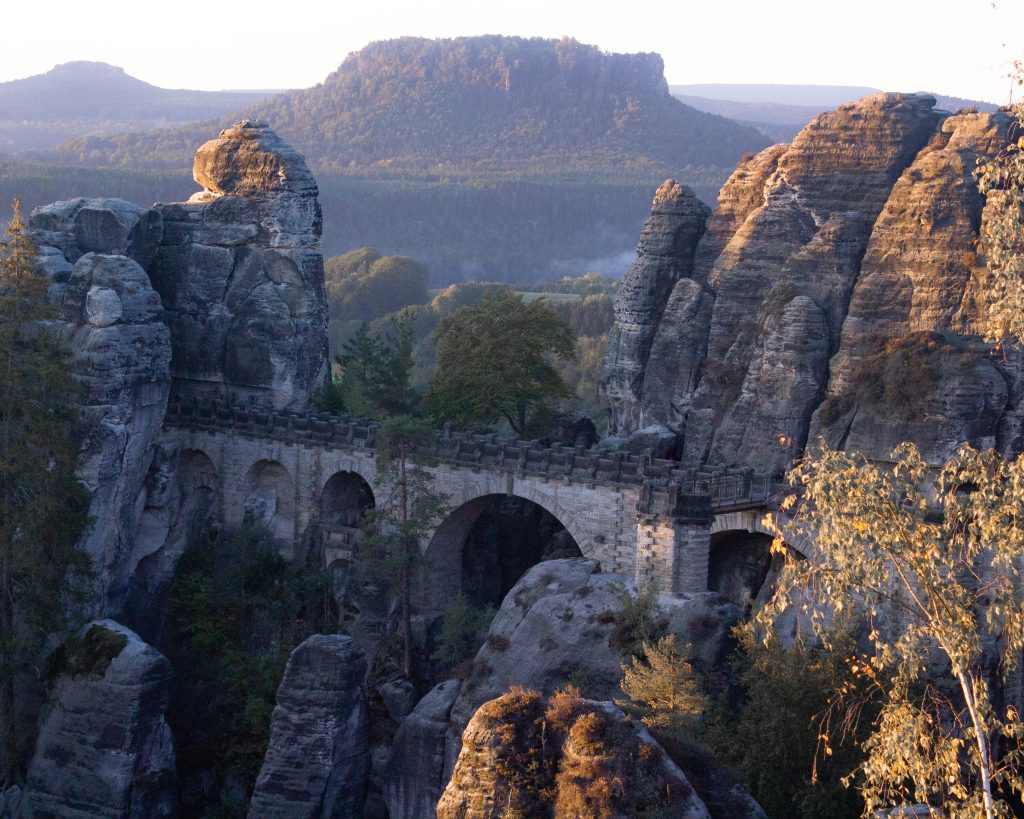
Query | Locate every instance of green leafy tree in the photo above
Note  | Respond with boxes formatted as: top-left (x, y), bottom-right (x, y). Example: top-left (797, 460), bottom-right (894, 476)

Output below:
top-left (426, 290), bottom-right (576, 436)
top-left (320, 313), bottom-right (417, 418)
top-left (760, 443), bottom-right (1024, 819)
top-left (367, 416), bottom-right (448, 678)
top-left (324, 247), bottom-right (430, 324)
top-left (704, 627), bottom-right (871, 819)
top-left (0, 200), bottom-right (90, 784)
top-left (617, 634), bottom-right (705, 738)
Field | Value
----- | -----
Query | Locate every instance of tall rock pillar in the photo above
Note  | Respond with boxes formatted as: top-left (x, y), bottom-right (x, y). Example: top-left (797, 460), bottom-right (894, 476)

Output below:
top-left (150, 120), bottom-right (330, 410)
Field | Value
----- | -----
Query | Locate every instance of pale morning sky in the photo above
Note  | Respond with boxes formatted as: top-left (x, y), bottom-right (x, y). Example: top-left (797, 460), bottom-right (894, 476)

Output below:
top-left (3, 0), bottom-right (1022, 104)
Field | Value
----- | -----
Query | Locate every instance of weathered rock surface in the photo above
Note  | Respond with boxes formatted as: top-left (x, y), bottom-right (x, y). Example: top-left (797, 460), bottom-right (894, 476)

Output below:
top-left (810, 110), bottom-right (1014, 462)
top-left (150, 120), bottom-right (329, 409)
top-left (602, 181), bottom-right (710, 434)
top-left (24, 620), bottom-right (177, 818)
top-left (28, 202), bottom-right (173, 615)
top-left (248, 634), bottom-right (370, 819)
top-left (437, 690), bottom-right (712, 819)
top-left (602, 94), bottom-right (1015, 469)
top-left (383, 679), bottom-right (461, 819)
top-left (444, 558), bottom-right (633, 774)
top-left (29, 197), bottom-right (163, 273)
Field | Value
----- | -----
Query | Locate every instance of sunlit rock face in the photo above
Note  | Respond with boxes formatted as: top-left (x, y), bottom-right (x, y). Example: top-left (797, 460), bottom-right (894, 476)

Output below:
top-left (149, 119), bottom-right (329, 410)
top-left (602, 94), bottom-right (1019, 469)
top-left (436, 689), bottom-right (712, 819)
top-left (809, 110), bottom-right (1015, 462)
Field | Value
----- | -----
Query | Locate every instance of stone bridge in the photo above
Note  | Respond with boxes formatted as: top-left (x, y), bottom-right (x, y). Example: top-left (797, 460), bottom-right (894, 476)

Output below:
top-left (163, 398), bottom-right (782, 612)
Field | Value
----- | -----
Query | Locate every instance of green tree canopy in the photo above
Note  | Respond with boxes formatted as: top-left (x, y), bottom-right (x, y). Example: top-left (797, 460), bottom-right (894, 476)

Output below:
top-left (325, 247), bottom-right (431, 324)
top-left (425, 291), bottom-right (576, 436)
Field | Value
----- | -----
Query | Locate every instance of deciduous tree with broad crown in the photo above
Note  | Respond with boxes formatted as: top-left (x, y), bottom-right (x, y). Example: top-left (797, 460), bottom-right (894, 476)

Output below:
top-left (760, 442), bottom-right (1024, 819)
top-left (425, 290), bottom-right (576, 436)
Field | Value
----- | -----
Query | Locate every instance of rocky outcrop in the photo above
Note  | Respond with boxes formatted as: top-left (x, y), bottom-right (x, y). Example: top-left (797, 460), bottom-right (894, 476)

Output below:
top-left (24, 620), bottom-right (177, 818)
top-left (810, 110), bottom-right (1013, 462)
top-left (248, 634), bottom-right (370, 819)
top-left (29, 200), bottom-right (172, 615)
top-left (149, 120), bottom-right (329, 410)
top-left (437, 689), bottom-right (712, 819)
top-left (602, 181), bottom-right (710, 435)
top-left (383, 679), bottom-right (461, 819)
top-left (603, 94), bottom-right (1014, 469)
top-left (444, 558), bottom-right (634, 773)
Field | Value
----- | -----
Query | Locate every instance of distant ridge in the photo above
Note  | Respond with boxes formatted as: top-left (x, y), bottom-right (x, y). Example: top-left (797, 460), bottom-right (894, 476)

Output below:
top-left (0, 61), bottom-right (270, 153)
top-left (39, 38), bottom-right (771, 175)
top-left (670, 83), bottom-right (999, 141)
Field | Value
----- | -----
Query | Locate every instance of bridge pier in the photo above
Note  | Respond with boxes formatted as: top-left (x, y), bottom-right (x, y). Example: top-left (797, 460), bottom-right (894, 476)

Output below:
top-left (635, 484), bottom-right (713, 595)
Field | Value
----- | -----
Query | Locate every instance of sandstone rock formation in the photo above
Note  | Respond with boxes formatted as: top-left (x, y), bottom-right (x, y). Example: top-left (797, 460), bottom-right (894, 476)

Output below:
top-left (443, 558), bottom-right (635, 773)
top-left (602, 180), bottom-right (710, 436)
top-left (24, 620), bottom-right (177, 818)
top-left (26, 121), bottom-right (331, 623)
top-left (248, 634), bottom-right (370, 819)
top-left (28, 200), bottom-right (172, 615)
top-left (383, 679), bottom-right (461, 819)
top-left (437, 689), bottom-right (712, 819)
top-left (602, 94), bottom-right (1016, 470)
top-left (809, 110), bottom-right (1014, 462)
top-left (149, 120), bottom-right (329, 410)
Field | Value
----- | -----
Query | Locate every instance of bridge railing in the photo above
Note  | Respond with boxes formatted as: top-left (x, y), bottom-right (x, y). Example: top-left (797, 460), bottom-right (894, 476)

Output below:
top-left (163, 396), bottom-right (783, 509)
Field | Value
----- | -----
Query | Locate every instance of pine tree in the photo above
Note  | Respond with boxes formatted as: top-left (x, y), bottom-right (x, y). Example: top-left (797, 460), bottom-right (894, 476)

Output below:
top-left (366, 415), bottom-right (448, 678)
top-left (0, 200), bottom-right (90, 785)
top-left (617, 634), bottom-right (705, 738)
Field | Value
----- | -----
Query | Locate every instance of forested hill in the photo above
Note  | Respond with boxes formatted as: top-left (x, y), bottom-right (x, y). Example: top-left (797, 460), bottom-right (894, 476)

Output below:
top-left (10, 38), bottom-right (772, 283)
top-left (37, 37), bottom-right (768, 174)
top-left (0, 62), bottom-right (269, 153)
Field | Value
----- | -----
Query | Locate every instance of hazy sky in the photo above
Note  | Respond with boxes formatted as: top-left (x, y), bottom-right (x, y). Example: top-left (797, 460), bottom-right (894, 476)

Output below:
top-left (4, 0), bottom-right (1022, 103)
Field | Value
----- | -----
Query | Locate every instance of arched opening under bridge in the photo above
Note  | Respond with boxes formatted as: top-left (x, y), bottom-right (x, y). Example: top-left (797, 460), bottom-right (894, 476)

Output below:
top-left (422, 493), bottom-right (583, 615)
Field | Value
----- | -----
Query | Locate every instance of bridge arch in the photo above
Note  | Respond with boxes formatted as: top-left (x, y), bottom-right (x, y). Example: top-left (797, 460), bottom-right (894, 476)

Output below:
top-left (709, 509), bottom-right (807, 610)
top-left (420, 487), bottom-right (584, 615)
top-left (241, 458), bottom-right (296, 550)
top-left (320, 470), bottom-right (375, 529)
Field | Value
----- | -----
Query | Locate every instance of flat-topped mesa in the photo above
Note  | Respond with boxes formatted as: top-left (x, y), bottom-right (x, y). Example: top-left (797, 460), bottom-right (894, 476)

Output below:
top-left (150, 120), bottom-right (329, 410)
top-left (601, 180), bottom-right (710, 437)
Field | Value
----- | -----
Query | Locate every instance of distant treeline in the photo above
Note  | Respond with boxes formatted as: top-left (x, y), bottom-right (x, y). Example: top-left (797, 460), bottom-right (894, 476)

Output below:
top-left (1, 163), bottom-right (724, 284)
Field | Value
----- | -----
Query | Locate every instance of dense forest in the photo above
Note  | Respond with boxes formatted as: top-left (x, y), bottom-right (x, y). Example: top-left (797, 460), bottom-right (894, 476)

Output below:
top-left (4, 37), bottom-right (769, 283)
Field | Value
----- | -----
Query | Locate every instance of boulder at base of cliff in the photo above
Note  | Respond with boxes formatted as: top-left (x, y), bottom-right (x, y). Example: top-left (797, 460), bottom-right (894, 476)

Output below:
top-left (437, 688), bottom-right (712, 818)
top-left (24, 620), bottom-right (177, 818)
top-left (248, 634), bottom-right (370, 819)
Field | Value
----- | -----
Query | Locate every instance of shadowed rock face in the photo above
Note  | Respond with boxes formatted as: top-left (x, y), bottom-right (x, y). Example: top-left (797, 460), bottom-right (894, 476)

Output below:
top-left (602, 94), bottom-right (1017, 469)
top-left (150, 119), bottom-right (329, 410)
top-left (249, 634), bottom-right (370, 819)
top-left (25, 621), bottom-right (177, 818)
top-left (28, 200), bottom-right (172, 616)
top-left (602, 180), bottom-right (710, 434)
